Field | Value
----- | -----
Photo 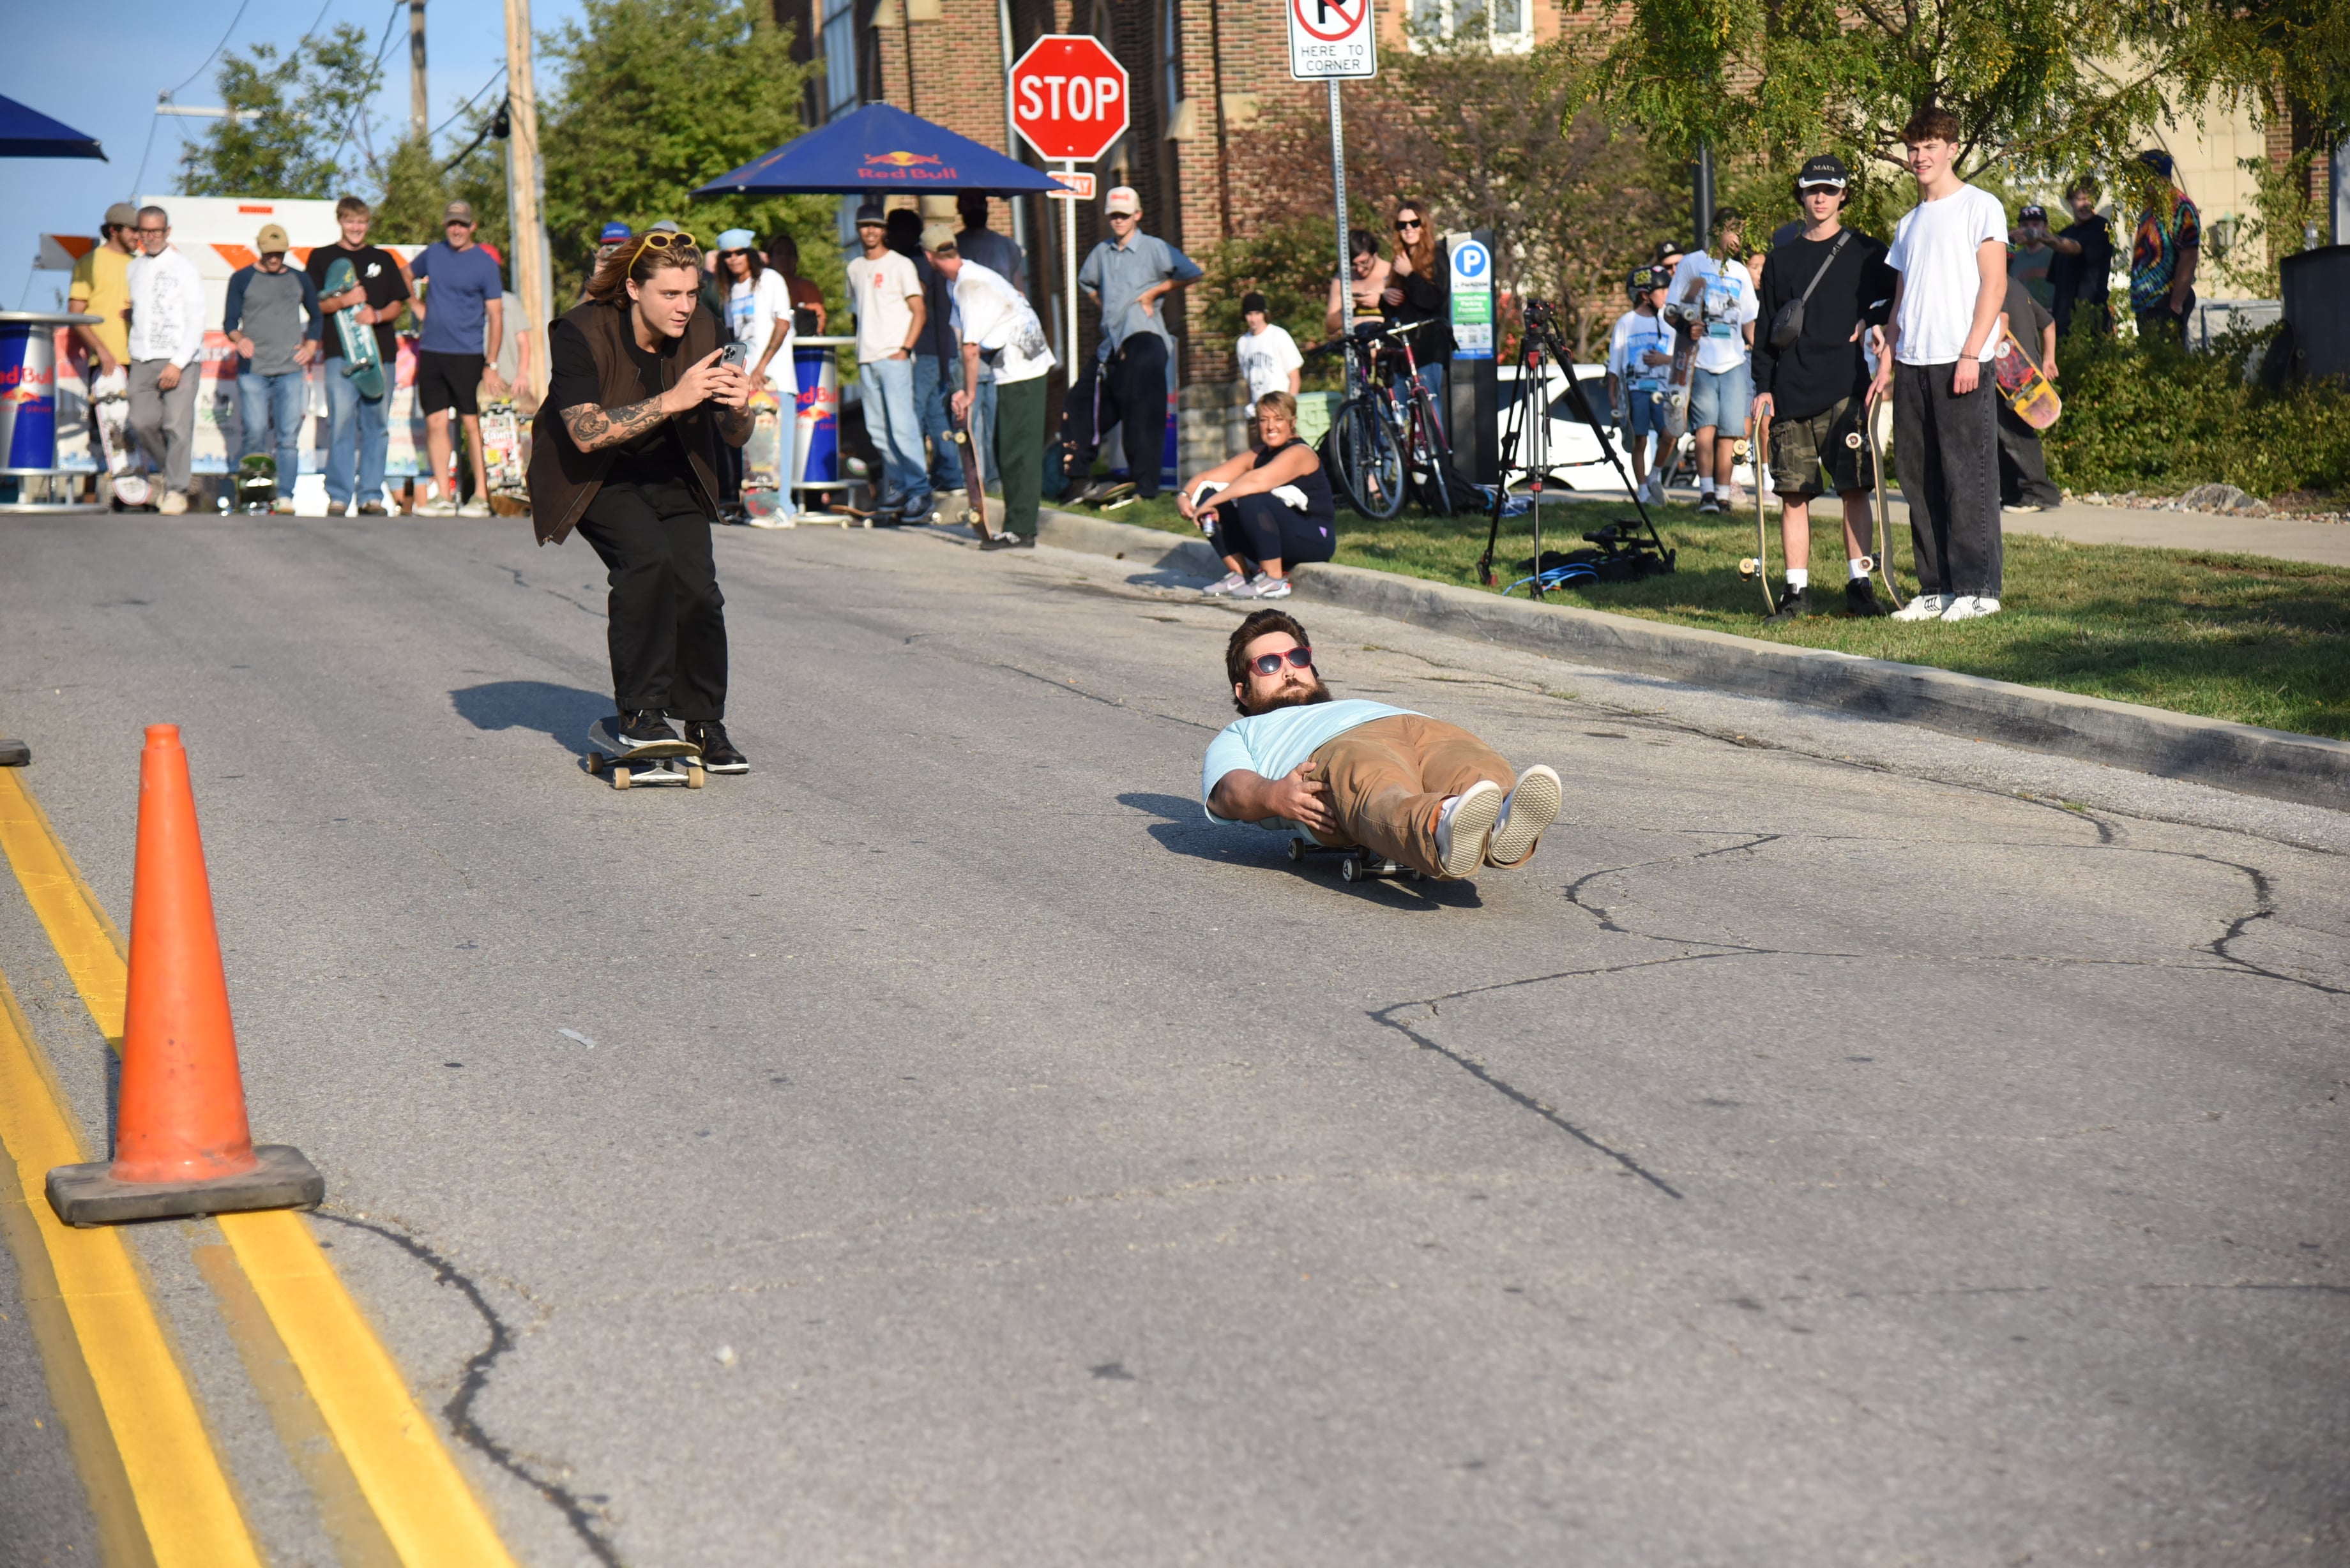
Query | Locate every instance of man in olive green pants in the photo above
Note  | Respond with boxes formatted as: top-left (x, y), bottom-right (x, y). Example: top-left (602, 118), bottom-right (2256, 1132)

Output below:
top-left (939, 234), bottom-right (1052, 544)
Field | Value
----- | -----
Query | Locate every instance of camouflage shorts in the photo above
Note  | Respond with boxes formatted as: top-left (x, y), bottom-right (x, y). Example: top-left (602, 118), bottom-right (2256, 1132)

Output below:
top-left (1768, 396), bottom-right (1870, 499)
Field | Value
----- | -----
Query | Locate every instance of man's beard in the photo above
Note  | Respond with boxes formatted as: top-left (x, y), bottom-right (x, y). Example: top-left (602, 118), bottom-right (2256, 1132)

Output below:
top-left (1248, 677), bottom-right (1332, 714)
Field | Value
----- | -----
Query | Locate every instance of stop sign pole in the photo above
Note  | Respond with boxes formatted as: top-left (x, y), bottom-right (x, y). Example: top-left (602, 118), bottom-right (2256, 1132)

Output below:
top-left (1009, 36), bottom-right (1130, 382)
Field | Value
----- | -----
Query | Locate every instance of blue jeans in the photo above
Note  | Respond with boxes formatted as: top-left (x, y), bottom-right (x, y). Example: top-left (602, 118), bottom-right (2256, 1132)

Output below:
top-left (238, 370), bottom-right (308, 487)
top-left (859, 356), bottom-right (929, 511)
top-left (913, 354), bottom-right (959, 492)
top-left (323, 364), bottom-right (390, 507)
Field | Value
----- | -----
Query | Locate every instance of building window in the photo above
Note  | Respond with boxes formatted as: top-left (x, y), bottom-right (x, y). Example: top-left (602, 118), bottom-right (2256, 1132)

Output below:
top-left (1411, 0), bottom-right (1530, 52)
top-left (822, 0), bottom-right (861, 119)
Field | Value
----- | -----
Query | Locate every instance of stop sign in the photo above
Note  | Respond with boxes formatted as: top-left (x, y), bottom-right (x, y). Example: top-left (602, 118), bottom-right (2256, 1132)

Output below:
top-left (1008, 35), bottom-right (1130, 164)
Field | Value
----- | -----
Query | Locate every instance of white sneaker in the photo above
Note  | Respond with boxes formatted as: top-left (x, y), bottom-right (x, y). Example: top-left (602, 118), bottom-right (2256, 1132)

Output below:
top-left (1722, 484), bottom-right (1748, 509)
top-left (1940, 594), bottom-right (2002, 621)
top-left (1231, 573), bottom-right (1291, 600)
top-left (1201, 570), bottom-right (1248, 598)
top-left (416, 490), bottom-right (457, 516)
top-left (1434, 781), bottom-right (1506, 879)
top-left (1487, 764), bottom-right (1562, 867)
top-left (458, 496), bottom-right (491, 517)
top-left (157, 490), bottom-right (188, 516)
top-left (1890, 592), bottom-right (1952, 621)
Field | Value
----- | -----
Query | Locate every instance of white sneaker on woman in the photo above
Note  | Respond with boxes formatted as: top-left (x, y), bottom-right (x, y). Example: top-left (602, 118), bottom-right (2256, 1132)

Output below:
top-left (1890, 592), bottom-right (1951, 621)
top-left (1201, 570), bottom-right (1248, 597)
top-left (1232, 573), bottom-right (1291, 600)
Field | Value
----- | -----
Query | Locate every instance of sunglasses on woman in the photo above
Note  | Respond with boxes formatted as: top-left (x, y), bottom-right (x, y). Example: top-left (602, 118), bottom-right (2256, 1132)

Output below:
top-left (1247, 647), bottom-right (1314, 677)
top-left (1395, 218), bottom-right (1423, 232)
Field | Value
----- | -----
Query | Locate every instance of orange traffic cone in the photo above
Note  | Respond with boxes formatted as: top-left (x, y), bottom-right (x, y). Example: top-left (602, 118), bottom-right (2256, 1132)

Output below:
top-left (47, 725), bottom-right (321, 1226)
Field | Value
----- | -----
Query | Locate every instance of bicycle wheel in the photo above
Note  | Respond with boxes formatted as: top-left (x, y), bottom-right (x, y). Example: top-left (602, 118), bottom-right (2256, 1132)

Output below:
top-left (1409, 389), bottom-right (1454, 516)
top-left (1334, 396), bottom-right (1406, 520)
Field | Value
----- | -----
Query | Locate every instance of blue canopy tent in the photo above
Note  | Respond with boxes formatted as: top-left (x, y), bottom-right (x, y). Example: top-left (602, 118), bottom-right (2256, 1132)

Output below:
top-left (0, 94), bottom-right (105, 160)
top-left (692, 102), bottom-right (1063, 197)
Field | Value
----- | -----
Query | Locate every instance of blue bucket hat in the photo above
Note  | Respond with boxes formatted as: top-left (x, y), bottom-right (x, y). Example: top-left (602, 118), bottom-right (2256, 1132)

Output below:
top-left (716, 228), bottom-right (756, 252)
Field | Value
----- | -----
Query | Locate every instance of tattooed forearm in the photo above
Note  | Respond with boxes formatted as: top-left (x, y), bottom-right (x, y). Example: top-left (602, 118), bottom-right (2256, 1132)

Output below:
top-left (561, 396), bottom-right (669, 452)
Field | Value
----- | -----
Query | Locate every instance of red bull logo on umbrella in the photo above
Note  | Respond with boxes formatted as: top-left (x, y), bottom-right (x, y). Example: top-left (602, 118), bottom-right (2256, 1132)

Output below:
top-left (860, 151), bottom-right (957, 181)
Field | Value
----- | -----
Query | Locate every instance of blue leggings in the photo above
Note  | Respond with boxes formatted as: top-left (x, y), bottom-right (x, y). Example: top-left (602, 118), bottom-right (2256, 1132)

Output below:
top-left (1209, 492), bottom-right (1336, 571)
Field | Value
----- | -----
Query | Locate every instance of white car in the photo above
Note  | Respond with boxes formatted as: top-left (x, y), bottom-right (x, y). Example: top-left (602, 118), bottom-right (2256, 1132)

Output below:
top-left (1495, 361), bottom-right (1759, 494)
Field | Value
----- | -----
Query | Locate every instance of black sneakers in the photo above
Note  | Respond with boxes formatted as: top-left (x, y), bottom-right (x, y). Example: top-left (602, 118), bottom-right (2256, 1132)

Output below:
top-left (618, 710), bottom-right (681, 748)
top-left (684, 721), bottom-right (748, 773)
top-left (1845, 578), bottom-right (1889, 617)
top-left (1763, 585), bottom-right (1810, 624)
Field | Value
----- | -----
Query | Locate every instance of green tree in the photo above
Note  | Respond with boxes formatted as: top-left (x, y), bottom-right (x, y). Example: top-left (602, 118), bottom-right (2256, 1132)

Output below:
top-left (179, 23), bottom-right (383, 197)
top-left (539, 0), bottom-right (838, 309)
top-left (371, 110), bottom-right (513, 254)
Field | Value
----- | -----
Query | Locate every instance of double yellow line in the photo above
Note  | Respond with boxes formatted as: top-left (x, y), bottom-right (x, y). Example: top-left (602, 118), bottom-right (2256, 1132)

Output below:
top-left (0, 769), bottom-right (521, 1567)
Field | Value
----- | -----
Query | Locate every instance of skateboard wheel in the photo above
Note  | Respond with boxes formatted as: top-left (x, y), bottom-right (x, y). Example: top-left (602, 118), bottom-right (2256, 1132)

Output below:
top-left (1732, 439), bottom-right (1750, 458)
top-left (1845, 431), bottom-right (1865, 449)
top-left (686, 766), bottom-right (706, 789)
top-left (1856, 555), bottom-right (1874, 573)
top-left (1286, 838), bottom-right (1307, 863)
top-left (1340, 856), bottom-right (1362, 883)
top-left (586, 752), bottom-right (605, 775)
top-left (1738, 557), bottom-right (1758, 578)
top-left (612, 766), bottom-right (632, 791)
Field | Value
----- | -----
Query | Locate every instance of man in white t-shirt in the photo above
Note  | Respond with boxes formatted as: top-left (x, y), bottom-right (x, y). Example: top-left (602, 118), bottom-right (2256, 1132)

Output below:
top-left (123, 205), bottom-right (208, 515)
top-left (1232, 292), bottom-right (1303, 420)
top-left (934, 234), bottom-right (1055, 545)
top-left (845, 202), bottom-right (930, 523)
top-left (1665, 209), bottom-right (1761, 513)
top-left (1871, 108), bottom-right (2011, 622)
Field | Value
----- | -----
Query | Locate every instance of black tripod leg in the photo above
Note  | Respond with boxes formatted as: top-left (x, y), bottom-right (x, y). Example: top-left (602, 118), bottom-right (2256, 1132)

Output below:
top-left (1478, 343), bottom-right (1536, 587)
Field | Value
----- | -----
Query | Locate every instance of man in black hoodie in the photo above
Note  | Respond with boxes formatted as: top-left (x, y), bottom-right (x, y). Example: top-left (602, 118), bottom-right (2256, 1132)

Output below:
top-left (1749, 155), bottom-right (1899, 621)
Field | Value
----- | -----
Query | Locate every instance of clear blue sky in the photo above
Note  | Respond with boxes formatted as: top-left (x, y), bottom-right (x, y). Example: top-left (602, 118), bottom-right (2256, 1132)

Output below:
top-left (4, 0), bottom-right (586, 308)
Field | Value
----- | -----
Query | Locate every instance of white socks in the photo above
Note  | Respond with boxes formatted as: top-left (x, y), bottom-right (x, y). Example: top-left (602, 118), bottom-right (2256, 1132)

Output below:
top-left (1785, 568), bottom-right (1808, 590)
top-left (1699, 477), bottom-right (1717, 497)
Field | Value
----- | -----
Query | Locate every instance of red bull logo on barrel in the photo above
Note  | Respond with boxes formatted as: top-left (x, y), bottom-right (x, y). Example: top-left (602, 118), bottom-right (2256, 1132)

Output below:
top-left (0, 323), bottom-right (59, 471)
top-left (859, 150), bottom-right (957, 181)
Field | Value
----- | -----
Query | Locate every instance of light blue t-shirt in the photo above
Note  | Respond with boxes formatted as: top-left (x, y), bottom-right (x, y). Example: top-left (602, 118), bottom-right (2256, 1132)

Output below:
top-left (1201, 700), bottom-right (1418, 825)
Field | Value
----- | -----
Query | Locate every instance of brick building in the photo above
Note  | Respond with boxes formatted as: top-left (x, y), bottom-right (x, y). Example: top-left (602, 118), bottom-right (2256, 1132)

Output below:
top-left (769, 0), bottom-right (1570, 423)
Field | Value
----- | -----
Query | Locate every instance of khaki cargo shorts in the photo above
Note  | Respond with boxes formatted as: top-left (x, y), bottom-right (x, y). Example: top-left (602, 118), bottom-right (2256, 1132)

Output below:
top-left (1768, 395), bottom-right (1870, 500)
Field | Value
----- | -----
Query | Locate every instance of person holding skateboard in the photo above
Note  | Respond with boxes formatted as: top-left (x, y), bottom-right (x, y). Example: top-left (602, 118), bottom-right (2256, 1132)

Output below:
top-left (527, 231), bottom-right (755, 772)
top-left (1995, 276), bottom-right (2063, 513)
top-left (1748, 154), bottom-right (1899, 621)
top-left (1202, 610), bottom-right (1563, 882)
top-left (1872, 108), bottom-right (2010, 622)
top-left (307, 197), bottom-right (414, 516)
top-left (66, 202), bottom-right (140, 506)
top-left (1606, 266), bottom-right (1674, 504)
top-left (224, 225), bottom-right (324, 514)
top-left (1665, 208), bottom-right (1761, 514)
top-left (933, 232), bottom-right (1055, 547)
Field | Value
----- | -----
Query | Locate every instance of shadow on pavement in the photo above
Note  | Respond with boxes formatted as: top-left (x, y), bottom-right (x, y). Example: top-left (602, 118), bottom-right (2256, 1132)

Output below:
top-left (451, 681), bottom-right (609, 758)
top-left (1118, 791), bottom-right (1482, 908)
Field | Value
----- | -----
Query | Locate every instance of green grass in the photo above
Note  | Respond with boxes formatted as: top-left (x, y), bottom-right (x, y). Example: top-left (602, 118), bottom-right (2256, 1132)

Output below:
top-left (1083, 494), bottom-right (2350, 739)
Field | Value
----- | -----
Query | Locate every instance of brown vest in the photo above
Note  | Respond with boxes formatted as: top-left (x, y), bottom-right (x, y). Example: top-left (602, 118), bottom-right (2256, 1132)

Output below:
top-left (527, 298), bottom-right (731, 545)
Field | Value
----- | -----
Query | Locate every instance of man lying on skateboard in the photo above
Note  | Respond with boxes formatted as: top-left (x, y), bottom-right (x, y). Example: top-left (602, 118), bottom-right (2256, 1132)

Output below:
top-left (1202, 610), bottom-right (1563, 880)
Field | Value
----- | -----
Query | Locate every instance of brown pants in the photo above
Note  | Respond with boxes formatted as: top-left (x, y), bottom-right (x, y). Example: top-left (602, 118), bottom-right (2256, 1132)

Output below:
top-left (1308, 715), bottom-right (1518, 878)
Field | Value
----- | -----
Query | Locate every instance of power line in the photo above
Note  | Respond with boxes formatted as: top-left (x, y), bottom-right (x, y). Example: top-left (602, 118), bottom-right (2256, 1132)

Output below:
top-left (322, 1), bottom-right (414, 177)
top-left (428, 66), bottom-right (508, 144)
top-left (127, 0), bottom-right (354, 197)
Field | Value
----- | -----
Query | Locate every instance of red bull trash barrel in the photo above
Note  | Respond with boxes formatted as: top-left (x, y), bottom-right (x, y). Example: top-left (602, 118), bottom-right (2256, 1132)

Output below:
top-left (0, 318), bottom-right (60, 471)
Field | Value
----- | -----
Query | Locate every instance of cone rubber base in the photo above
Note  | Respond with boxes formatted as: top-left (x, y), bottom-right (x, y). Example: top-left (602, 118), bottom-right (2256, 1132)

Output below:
top-left (47, 1144), bottom-right (324, 1228)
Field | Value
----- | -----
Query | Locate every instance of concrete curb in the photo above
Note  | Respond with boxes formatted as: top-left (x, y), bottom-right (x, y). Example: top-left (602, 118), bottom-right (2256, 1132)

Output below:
top-left (1033, 506), bottom-right (2350, 811)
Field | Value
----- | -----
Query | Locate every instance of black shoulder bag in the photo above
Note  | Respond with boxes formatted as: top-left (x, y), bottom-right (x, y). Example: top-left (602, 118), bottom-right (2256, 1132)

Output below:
top-left (1768, 230), bottom-right (1852, 350)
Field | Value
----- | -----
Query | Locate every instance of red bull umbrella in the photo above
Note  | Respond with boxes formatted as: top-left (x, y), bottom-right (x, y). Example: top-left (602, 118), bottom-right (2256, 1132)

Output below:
top-left (0, 93), bottom-right (105, 160)
top-left (692, 102), bottom-right (1065, 197)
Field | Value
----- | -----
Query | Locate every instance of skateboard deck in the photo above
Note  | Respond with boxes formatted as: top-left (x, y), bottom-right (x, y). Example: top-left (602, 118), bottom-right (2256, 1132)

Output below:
top-left (742, 390), bottom-right (786, 526)
top-left (321, 257), bottom-right (387, 400)
top-left (1992, 326), bottom-right (2061, 430)
top-left (584, 719), bottom-right (704, 790)
top-left (1737, 416), bottom-right (1775, 613)
top-left (88, 371), bottom-right (151, 508)
top-left (953, 416), bottom-right (991, 542)
top-left (1658, 274), bottom-right (1705, 442)
top-left (480, 399), bottom-right (527, 502)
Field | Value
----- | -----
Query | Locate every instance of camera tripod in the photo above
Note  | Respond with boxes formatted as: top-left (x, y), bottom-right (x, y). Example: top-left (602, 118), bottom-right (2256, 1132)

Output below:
top-left (1476, 295), bottom-right (1676, 596)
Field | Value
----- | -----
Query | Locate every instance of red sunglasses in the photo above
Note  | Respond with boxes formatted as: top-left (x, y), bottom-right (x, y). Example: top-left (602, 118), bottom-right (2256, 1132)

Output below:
top-left (1247, 647), bottom-right (1314, 677)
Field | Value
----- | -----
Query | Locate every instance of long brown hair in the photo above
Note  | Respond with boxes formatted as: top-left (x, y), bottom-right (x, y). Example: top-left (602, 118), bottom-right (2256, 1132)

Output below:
top-left (584, 233), bottom-right (705, 305)
top-left (1393, 199), bottom-right (1436, 276)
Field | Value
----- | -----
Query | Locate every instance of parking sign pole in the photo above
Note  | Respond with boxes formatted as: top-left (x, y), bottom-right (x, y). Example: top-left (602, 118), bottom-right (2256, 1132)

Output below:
top-left (1329, 80), bottom-right (1350, 317)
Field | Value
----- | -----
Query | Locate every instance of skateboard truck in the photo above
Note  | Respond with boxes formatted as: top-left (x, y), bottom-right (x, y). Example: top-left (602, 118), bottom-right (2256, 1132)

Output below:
top-left (1286, 837), bottom-right (1423, 884)
top-left (584, 719), bottom-right (705, 790)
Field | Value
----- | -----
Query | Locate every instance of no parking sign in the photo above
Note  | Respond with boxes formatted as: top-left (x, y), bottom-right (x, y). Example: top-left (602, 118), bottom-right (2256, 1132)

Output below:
top-left (1450, 236), bottom-right (1494, 360)
top-left (1289, 0), bottom-right (1377, 80)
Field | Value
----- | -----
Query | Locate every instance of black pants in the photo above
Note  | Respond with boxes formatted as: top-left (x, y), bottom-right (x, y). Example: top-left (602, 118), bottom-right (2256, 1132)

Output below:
top-left (573, 478), bottom-right (728, 720)
top-left (1996, 406), bottom-right (2062, 509)
top-left (1893, 361), bottom-right (2002, 598)
top-left (1107, 334), bottom-right (1168, 496)
top-left (1209, 494), bottom-right (1337, 572)
top-left (2136, 292), bottom-right (2193, 348)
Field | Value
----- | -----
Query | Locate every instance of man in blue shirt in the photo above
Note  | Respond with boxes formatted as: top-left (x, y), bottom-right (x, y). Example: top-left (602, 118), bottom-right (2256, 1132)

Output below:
top-left (1077, 186), bottom-right (1201, 498)
top-left (1202, 610), bottom-right (1562, 880)
top-left (407, 200), bottom-right (508, 515)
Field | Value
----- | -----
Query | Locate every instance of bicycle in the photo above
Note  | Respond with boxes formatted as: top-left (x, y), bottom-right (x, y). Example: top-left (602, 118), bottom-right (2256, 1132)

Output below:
top-left (1370, 317), bottom-right (1461, 517)
top-left (1308, 329), bottom-right (1405, 519)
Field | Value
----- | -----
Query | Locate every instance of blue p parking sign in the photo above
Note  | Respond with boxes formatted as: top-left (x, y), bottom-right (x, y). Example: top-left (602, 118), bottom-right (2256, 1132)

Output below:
top-left (1449, 237), bottom-right (1494, 360)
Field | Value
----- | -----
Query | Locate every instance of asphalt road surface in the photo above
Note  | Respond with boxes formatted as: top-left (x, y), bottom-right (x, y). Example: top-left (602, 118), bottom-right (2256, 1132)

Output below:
top-left (1, 515), bottom-right (2344, 1567)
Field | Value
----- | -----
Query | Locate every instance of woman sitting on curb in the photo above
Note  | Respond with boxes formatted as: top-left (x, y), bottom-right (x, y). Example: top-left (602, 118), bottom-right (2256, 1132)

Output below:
top-left (1175, 391), bottom-right (1336, 601)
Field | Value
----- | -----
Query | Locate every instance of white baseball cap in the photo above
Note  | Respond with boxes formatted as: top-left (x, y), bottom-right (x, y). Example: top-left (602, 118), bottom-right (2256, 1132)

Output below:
top-left (1104, 186), bottom-right (1141, 216)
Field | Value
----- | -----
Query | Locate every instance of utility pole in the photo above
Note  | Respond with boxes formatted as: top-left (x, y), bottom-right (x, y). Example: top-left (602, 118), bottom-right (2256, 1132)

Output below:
top-left (504, 0), bottom-right (554, 404)
top-left (409, 1), bottom-right (428, 141)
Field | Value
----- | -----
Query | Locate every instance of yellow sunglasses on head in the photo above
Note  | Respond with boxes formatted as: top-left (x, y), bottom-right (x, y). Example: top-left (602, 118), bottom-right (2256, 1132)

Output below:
top-left (628, 230), bottom-right (699, 266)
